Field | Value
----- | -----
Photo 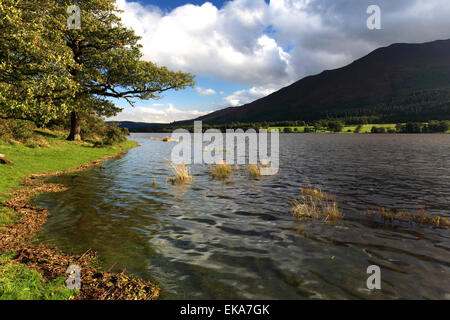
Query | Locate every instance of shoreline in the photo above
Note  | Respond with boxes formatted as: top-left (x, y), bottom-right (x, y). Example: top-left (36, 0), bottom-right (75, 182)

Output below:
top-left (0, 141), bottom-right (160, 300)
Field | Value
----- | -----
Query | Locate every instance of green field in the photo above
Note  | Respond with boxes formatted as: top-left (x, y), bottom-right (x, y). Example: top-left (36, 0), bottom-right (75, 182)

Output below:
top-left (0, 130), bottom-right (136, 300)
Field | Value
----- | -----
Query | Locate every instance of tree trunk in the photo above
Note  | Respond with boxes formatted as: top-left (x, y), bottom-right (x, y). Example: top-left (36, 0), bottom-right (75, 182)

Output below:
top-left (67, 111), bottom-right (81, 141)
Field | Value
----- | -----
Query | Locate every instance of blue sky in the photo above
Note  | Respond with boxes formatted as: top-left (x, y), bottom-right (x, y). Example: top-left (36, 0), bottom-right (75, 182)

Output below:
top-left (144, 0), bottom-right (228, 10)
top-left (110, 0), bottom-right (450, 123)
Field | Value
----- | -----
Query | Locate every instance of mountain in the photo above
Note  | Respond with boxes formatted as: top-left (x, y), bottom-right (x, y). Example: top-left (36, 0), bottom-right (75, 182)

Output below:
top-left (107, 121), bottom-right (161, 129)
top-left (195, 39), bottom-right (450, 124)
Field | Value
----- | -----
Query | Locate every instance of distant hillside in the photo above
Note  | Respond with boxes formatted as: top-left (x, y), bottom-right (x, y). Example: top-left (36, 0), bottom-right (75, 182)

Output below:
top-left (195, 39), bottom-right (450, 124)
top-left (107, 121), bottom-right (161, 129)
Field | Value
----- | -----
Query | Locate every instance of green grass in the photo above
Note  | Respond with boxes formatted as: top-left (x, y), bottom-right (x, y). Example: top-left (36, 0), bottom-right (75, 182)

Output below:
top-left (0, 254), bottom-right (77, 300)
top-left (0, 130), bottom-right (136, 203)
top-left (0, 130), bottom-right (137, 300)
top-left (0, 207), bottom-right (20, 227)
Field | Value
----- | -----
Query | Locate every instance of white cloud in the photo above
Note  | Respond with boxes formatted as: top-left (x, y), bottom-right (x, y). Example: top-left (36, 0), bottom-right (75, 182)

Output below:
top-left (116, 0), bottom-right (295, 86)
top-left (196, 87), bottom-right (217, 96)
top-left (224, 86), bottom-right (279, 106)
top-left (110, 104), bottom-right (211, 123)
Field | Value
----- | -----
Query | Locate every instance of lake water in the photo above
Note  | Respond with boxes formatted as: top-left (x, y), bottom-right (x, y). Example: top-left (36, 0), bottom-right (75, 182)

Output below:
top-left (35, 133), bottom-right (450, 299)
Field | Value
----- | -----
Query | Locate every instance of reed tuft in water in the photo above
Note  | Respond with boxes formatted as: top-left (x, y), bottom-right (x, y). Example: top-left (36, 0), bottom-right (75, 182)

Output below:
top-left (368, 206), bottom-right (450, 228)
top-left (151, 136), bottom-right (173, 142)
top-left (167, 160), bottom-right (192, 184)
top-left (211, 162), bottom-right (233, 180)
top-left (247, 164), bottom-right (261, 178)
top-left (291, 187), bottom-right (343, 221)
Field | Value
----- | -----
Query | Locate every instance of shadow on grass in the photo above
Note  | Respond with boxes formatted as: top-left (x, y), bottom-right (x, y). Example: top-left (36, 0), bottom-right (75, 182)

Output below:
top-left (34, 130), bottom-right (62, 139)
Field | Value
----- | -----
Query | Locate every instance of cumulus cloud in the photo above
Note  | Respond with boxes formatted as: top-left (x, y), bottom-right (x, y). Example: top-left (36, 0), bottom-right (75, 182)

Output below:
top-left (224, 86), bottom-right (278, 106)
top-left (110, 104), bottom-right (211, 123)
top-left (116, 0), bottom-right (294, 87)
top-left (196, 87), bottom-right (217, 96)
top-left (116, 0), bottom-right (450, 108)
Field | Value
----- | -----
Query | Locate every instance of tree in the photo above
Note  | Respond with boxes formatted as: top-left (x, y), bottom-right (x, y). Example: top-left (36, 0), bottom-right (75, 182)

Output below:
top-left (61, 0), bottom-right (195, 140)
top-left (327, 120), bottom-right (344, 132)
top-left (0, 0), bottom-right (77, 125)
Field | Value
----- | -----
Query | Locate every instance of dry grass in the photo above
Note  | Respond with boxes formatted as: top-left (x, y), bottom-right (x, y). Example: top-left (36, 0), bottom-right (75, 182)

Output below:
top-left (151, 136), bottom-right (173, 142)
top-left (211, 162), bottom-right (233, 180)
top-left (260, 159), bottom-right (271, 168)
top-left (167, 160), bottom-right (192, 184)
top-left (291, 187), bottom-right (343, 222)
top-left (247, 164), bottom-right (261, 178)
top-left (301, 187), bottom-right (329, 201)
top-left (368, 206), bottom-right (450, 228)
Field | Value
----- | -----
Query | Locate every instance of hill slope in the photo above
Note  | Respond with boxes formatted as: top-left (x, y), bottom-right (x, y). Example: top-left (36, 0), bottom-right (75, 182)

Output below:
top-left (196, 39), bottom-right (450, 124)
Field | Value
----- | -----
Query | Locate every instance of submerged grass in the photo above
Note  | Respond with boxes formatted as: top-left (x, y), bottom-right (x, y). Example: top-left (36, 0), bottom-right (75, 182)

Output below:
top-left (291, 187), bottom-right (343, 222)
top-left (167, 160), bottom-right (192, 184)
top-left (247, 164), bottom-right (261, 178)
top-left (368, 206), bottom-right (450, 228)
top-left (211, 162), bottom-right (233, 180)
top-left (151, 136), bottom-right (174, 142)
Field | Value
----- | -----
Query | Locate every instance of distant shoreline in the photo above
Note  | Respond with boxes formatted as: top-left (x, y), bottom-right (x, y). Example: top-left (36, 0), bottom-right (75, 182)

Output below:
top-left (122, 121), bottom-right (450, 134)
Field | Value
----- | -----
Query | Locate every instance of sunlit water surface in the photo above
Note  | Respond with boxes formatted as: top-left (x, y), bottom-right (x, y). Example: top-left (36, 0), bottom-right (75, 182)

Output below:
top-left (35, 133), bottom-right (450, 299)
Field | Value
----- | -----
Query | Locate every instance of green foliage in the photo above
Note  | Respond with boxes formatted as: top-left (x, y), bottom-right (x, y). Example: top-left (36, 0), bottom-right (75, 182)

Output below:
top-left (424, 120), bottom-right (450, 133)
top-left (0, 261), bottom-right (76, 300)
top-left (395, 120), bottom-right (449, 133)
top-left (371, 126), bottom-right (387, 133)
top-left (0, 0), bottom-right (77, 124)
top-left (95, 125), bottom-right (129, 147)
top-left (0, 118), bottom-right (53, 148)
top-left (61, 0), bottom-right (195, 139)
top-left (327, 120), bottom-right (344, 132)
top-left (1, 0), bottom-right (195, 137)
top-left (283, 127), bottom-right (293, 133)
top-left (79, 115), bottom-right (108, 140)
top-left (0, 119), bottom-right (35, 142)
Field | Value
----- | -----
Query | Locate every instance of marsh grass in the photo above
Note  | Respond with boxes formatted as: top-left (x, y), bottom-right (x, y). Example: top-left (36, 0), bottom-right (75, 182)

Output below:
top-left (301, 187), bottom-right (329, 201)
top-left (247, 164), bottom-right (261, 178)
top-left (368, 206), bottom-right (450, 228)
top-left (167, 160), bottom-right (192, 184)
top-left (162, 137), bottom-right (172, 142)
top-left (291, 187), bottom-right (343, 222)
top-left (151, 136), bottom-right (173, 142)
top-left (211, 162), bottom-right (233, 180)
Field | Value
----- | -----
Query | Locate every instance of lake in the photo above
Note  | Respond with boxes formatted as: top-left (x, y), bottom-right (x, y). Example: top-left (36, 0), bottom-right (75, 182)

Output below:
top-left (34, 133), bottom-right (450, 299)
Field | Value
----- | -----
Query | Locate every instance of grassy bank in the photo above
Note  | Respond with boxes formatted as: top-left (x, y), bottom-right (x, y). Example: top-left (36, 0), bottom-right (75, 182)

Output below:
top-left (0, 130), bottom-right (142, 300)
